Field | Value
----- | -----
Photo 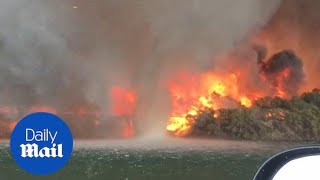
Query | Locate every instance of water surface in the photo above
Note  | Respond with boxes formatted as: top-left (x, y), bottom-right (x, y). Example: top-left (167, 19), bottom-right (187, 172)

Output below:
top-left (0, 138), bottom-right (309, 180)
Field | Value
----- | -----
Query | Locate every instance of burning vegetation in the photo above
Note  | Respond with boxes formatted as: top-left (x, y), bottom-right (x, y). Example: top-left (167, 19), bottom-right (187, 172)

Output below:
top-left (0, 86), bottom-right (137, 139)
top-left (164, 47), bottom-right (318, 141)
top-left (185, 90), bottom-right (320, 141)
top-left (1, 1), bottom-right (320, 141)
top-left (164, 0), bottom-right (320, 140)
top-left (166, 48), bottom-right (307, 137)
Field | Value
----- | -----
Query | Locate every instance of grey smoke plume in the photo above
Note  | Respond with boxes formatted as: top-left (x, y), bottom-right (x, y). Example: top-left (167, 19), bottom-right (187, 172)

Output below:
top-left (0, 0), bottom-right (281, 137)
top-left (260, 50), bottom-right (304, 97)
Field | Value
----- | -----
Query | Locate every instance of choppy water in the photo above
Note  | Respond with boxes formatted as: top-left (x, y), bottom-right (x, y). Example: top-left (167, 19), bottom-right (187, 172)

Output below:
top-left (0, 138), bottom-right (310, 180)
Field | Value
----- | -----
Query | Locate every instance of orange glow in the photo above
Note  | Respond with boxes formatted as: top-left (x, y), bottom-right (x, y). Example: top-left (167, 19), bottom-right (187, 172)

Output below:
top-left (110, 86), bottom-right (137, 137)
top-left (199, 96), bottom-right (214, 109)
top-left (266, 112), bottom-right (273, 118)
top-left (110, 86), bottom-right (137, 116)
top-left (121, 119), bottom-right (135, 137)
top-left (208, 81), bottom-right (226, 96)
top-left (213, 113), bottom-right (219, 118)
top-left (275, 68), bottom-right (291, 98)
top-left (188, 107), bottom-right (199, 116)
top-left (166, 70), bottom-right (261, 136)
top-left (265, 111), bottom-right (286, 120)
top-left (240, 96), bottom-right (253, 108)
top-left (166, 116), bottom-right (192, 136)
top-left (165, 62), bottom-right (295, 136)
top-left (8, 121), bottom-right (17, 131)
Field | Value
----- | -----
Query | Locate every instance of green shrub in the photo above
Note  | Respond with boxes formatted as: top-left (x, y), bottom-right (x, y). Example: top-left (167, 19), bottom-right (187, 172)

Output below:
top-left (191, 91), bottom-right (320, 142)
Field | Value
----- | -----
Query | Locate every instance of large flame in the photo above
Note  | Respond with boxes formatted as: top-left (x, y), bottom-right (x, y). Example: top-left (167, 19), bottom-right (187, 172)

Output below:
top-left (166, 70), bottom-right (260, 136)
top-left (166, 30), bottom-right (306, 137)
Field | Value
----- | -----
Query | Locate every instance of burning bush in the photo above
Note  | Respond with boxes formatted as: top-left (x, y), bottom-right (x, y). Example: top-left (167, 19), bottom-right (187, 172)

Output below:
top-left (166, 48), bottom-right (308, 138)
top-left (189, 91), bottom-right (320, 141)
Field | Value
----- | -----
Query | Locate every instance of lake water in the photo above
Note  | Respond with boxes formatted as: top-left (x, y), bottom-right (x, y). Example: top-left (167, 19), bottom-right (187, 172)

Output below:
top-left (0, 138), bottom-right (309, 180)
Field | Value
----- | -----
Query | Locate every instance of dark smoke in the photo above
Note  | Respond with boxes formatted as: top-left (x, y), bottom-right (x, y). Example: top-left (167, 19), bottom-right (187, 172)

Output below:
top-left (253, 0), bottom-right (320, 91)
top-left (259, 50), bottom-right (304, 96)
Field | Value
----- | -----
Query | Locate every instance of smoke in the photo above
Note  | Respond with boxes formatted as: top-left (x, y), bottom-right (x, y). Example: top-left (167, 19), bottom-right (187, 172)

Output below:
top-left (0, 0), bottom-right (281, 137)
top-left (252, 0), bottom-right (320, 92)
top-left (259, 50), bottom-right (304, 97)
top-left (0, 1), bottom-right (88, 110)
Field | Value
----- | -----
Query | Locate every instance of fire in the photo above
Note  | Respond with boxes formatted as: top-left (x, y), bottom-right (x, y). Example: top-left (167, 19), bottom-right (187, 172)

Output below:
top-left (208, 81), bottom-right (226, 96)
top-left (240, 97), bottom-right (252, 108)
top-left (199, 96), bottom-right (214, 109)
top-left (0, 86), bottom-right (138, 139)
top-left (110, 86), bottom-right (137, 116)
top-left (166, 41), bottom-right (306, 137)
top-left (121, 119), bottom-right (135, 137)
top-left (109, 86), bottom-right (137, 137)
top-left (275, 68), bottom-right (291, 98)
top-left (166, 116), bottom-right (192, 136)
top-left (166, 71), bottom-right (258, 136)
top-left (265, 110), bottom-right (286, 120)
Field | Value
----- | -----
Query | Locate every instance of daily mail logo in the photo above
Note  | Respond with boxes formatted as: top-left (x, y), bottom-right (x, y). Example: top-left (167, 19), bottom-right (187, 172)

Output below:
top-left (10, 112), bottom-right (73, 175)
top-left (20, 129), bottom-right (63, 158)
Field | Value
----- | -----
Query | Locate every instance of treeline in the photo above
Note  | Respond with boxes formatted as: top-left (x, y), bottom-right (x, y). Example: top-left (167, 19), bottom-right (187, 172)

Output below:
top-left (191, 89), bottom-right (320, 141)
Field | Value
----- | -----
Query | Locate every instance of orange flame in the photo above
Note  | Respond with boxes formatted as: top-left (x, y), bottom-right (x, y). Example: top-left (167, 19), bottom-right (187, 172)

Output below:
top-left (275, 68), bottom-right (291, 98)
top-left (110, 86), bottom-right (137, 137)
top-left (240, 96), bottom-right (252, 108)
top-left (110, 86), bottom-right (137, 116)
top-left (166, 71), bottom-right (258, 136)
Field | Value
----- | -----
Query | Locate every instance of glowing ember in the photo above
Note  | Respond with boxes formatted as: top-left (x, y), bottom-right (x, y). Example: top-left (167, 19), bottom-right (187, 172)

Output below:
top-left (265, 110), bottom-right (286, 120)
top-left (213, 113), bottom-right (219, 118)
top-left (266, 112), bottom-right (273, 118)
